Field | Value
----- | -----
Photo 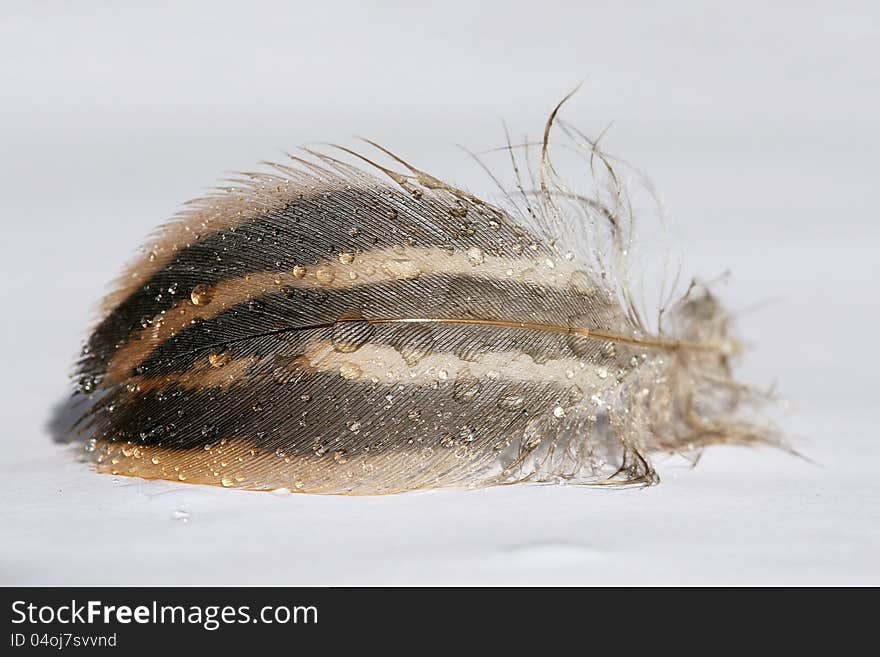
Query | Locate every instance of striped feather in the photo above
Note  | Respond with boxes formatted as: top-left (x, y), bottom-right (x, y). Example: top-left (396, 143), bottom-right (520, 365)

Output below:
top-left (73, 108), bottom-right (776, 493)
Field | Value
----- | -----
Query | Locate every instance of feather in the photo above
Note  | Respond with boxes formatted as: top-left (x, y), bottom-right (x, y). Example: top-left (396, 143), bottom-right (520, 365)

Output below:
top-left (72, 99), bottom-right (777, 493)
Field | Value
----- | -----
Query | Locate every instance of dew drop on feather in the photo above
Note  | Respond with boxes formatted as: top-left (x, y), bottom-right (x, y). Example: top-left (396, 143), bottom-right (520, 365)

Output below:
top-left (452, 373), bottom-right (481, 403)
top-left (208, 352), bottom-right (229, 368)
top-left (339, 362), bottom-right (362, 380)
top-left (450, 202), bottom-right (468, 218)
top-left (190, 283), bottom-right (213, 306)
top-left (466, 246), bottom-right (485, 265)
top-left (381, 258), bottom-right (421, 280)
top-left (497, 393), bottom-right (525, 411)
top-left (315, 267), bottom-right (336, 285)
top-left (331, 320), bottom-right (375, 353)
top-left (394, 324), bottom-right (435, 366)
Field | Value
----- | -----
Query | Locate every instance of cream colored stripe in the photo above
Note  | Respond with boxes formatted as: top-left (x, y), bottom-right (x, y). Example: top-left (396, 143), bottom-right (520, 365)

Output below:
top-left (123, 354), bottom-right (262, 394)
top-left (297, 340), bottom-right (607, 390)
top-left (126, 338), bottom-right (608, 396)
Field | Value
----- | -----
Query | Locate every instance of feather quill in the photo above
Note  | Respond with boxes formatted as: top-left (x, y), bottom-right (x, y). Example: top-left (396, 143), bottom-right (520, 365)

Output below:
top-left (72, 99), bottom-right (777, 493)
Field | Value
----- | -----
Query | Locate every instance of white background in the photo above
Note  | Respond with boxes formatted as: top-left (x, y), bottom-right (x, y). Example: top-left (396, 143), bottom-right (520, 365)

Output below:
top-left (1, 1), bottom-right (877, 585)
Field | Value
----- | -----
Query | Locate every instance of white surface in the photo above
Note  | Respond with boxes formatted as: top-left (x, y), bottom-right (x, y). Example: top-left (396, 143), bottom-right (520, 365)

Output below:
top-left (1, 1), bottom-right (878, 585)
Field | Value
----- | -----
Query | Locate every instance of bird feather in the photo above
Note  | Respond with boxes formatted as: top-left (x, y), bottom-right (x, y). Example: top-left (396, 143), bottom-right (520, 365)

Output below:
top-left (73, 100), bottom-right (777, 493)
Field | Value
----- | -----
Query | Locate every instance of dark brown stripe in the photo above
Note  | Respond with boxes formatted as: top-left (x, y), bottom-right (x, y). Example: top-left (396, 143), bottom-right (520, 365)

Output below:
top-left (83, 364), bottom-right (579, 454)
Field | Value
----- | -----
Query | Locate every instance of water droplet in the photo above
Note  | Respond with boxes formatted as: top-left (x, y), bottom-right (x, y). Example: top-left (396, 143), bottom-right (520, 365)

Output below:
top-left (553, 406), bottom-right (565, 418)
top-left (339, 362), bottom-right (362, 380)
top-left (190, 283), bottom-right (213, 306)
top-left (452, 372), bottom-right (481, 403)
top-left (497, 393), bottom-right (525, 411)
top-left (221, 477), bottom-right (234, 487)
top-left (382, 258), bottom-right (421, 280)
top-left (208, 352), bottom-right (230, 368)
top-left (449, 202), bottom-right (468, 218)
top-left (292, 265), bottom-right (307, 278)
top-left (150, 456), bottom-right (160, 465)
top-left (331, 320), bottom-right (375, 353)
top-left (466, 246), bottom-right (485, 265)
top-left (566, 315), bottom-right (598, 358)
top-left (333, 450), bottom-right (348, 464)
top-left (315, 267), bottom-right (335, 285)
top-left (437, 369), bottom-right (448, 381)
top-left (338, 252), bottom-right (355, 265)
top-left (386, 208), bottom-right (398, 220)
top-left (439, 434), bottom-right (455, 448)
top-left (393, 324), bottom-right (434, 365)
